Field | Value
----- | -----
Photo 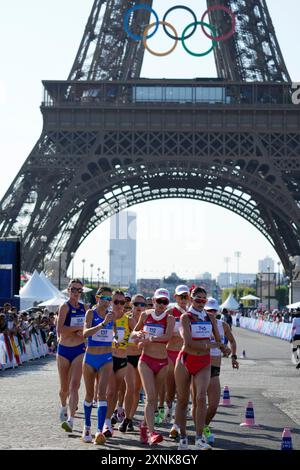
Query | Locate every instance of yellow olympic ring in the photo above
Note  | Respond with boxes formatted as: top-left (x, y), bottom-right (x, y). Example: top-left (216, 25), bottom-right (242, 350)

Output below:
top-left (142, 21), bottom-right (178, 57)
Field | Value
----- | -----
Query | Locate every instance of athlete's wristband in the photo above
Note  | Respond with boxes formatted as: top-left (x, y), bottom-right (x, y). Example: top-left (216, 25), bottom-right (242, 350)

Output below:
top-left (231, 354), bottom-right (237, 360)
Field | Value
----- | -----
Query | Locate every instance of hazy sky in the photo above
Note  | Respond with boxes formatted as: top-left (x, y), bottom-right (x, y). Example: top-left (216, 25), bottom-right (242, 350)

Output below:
top-left (0, 0), bottom-right (299, 280)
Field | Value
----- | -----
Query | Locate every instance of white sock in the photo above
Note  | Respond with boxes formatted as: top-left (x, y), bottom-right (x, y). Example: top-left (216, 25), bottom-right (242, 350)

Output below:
top-left (68, 417), bottom-right (74, 426)
top-left (117, 406), bottom-right (123, 413)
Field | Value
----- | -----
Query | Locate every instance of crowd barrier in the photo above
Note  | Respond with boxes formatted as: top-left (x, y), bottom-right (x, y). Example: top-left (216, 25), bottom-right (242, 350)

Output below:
top-left (234, 316), bottom-right (293, 341)
top-left (0, 331), bottom-right (49, 370)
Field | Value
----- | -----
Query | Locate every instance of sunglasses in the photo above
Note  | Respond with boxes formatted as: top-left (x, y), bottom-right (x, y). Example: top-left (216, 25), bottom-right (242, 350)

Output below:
top-left (113, 300), bottom-right (126, 306)
top-left (70, 287), bottom-right (83, 294)
top-left (133, 302), bottom-right (146, 307)
top-left (193, 297), bottom-right (207, 303)
top-left (156, 298), bottom-right (169, 305)
top-left (178, 294), bottom-right (189, 300)
top-left (98, 296), bottom-right (112, 301)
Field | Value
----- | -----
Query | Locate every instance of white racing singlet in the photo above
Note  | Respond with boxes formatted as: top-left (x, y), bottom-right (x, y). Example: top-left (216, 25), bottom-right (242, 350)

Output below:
top-left (210, 319), bottom-right (225, 357)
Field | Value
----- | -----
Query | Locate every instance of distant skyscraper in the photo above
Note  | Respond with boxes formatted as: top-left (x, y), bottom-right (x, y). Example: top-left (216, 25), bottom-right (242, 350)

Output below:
top-left (109, 211), bottom-right (136, 287)
top-left (258, 257), bottom-right (275, 273)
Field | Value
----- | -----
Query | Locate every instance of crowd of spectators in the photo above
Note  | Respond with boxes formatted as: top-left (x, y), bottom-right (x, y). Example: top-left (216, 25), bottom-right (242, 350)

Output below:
top-left (0, 303), bottom-right (58, 353)
top-left (235, 307), bottom-right (295, 323)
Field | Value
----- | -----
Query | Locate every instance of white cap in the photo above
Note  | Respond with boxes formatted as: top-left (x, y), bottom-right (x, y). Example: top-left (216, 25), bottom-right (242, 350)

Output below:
top-left (154, 288), bottom-right (170, 300)
top-left (204, 297), bottom-right (220, 311)
top-left (175, 285), bottom-right (189, 296)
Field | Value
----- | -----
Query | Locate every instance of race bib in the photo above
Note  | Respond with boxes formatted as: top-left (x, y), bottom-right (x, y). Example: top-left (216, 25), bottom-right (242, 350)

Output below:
top-left (70, 315), bottom-right (85, 327)
top-left (92, 328), bottom-right (113, 343)
top-left (144, 324), bottom-right (164, 337)
top-left (191, 322), bottom-right (212, 339)
top-left (174, 319), bottom-right (180, 333)
top-left (117, 327), bottom-right (125, 342)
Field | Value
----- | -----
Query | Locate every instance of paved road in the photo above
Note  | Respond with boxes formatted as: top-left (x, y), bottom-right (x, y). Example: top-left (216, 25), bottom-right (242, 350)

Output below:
top-left (0, 326), bottom-right (299, 450)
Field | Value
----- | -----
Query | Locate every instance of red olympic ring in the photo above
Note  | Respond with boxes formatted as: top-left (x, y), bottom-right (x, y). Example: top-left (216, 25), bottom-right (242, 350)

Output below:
top-left (201, 5), bottom-right (236, 42)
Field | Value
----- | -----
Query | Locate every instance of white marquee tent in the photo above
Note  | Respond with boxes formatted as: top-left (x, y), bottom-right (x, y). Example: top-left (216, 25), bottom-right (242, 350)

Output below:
top-left (38, 293), bottom-right (68, 310)
top-left (220, 293), bottom-right (239, 311)
top-left (40, 271), bottom-right (61, 296)
top-left (19, 270), bottom-right (58, 310)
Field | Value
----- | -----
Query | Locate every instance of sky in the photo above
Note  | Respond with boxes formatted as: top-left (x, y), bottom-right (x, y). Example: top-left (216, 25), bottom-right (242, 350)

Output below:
top-left (0, 0), bottom-right (299, 281)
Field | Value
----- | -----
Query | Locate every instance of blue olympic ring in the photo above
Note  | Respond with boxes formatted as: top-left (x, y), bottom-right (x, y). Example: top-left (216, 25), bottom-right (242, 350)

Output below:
top-left (124, 4), bottom-right (159, 41)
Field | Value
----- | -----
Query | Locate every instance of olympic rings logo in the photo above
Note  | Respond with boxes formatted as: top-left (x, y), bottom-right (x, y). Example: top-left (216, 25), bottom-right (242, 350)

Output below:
top-left (124, 4), bottom-right (236, 57)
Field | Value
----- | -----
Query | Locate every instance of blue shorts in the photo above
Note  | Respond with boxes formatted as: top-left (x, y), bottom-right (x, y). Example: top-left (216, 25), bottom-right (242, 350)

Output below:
top-left (57, 343), bottom-right (85, 363)
top-left (84, 352), bottom-right (113, 372)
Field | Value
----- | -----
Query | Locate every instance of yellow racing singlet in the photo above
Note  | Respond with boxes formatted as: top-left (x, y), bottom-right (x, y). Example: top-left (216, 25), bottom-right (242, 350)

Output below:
top-left (112, 314), bottom-right (130, 350)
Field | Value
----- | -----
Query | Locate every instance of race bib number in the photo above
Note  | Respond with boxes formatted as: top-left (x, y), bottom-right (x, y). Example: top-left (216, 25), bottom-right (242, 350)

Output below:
top-left (70, 315), bottom-right (85, 327)
top-left (191, 322), bottom-right (212, 339)
top-left (92, 328), bottom-right (113, 343)
top-left (144, 324), bottom-right (164, 337)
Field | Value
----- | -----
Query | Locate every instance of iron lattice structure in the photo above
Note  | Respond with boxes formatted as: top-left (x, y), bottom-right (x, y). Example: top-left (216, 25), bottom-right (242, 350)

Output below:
top-left (0, 0), bottom-right (299, 274)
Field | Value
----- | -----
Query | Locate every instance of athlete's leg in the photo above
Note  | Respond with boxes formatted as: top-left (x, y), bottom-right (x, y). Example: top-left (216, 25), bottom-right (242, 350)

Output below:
top-left (192, 365), bottom-right (211, 437)
top-left (174, 360), bottom-right (191, 436)
top-left (166, 358), bottom-right (176, 407)
top-left (124, 362), bottom-right (136, 418)
top-left (206, 376), bottom-right (221, 425)
top-left (56, 354), bottom-right (71, 408)
top-left (68, 353), bottom-right (84, 419)
top-left (129, 367), bottom-right (142, 419)
top-left (138, 360), bottom-right (157, 434)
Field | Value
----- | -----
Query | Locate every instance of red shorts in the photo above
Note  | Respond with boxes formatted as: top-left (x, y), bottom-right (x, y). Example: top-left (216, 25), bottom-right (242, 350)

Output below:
top-left (167, 349), bottom-right (179, 365)
top-left (178, 350), bottom-right (211, 376)
top-left (139, 353), bottom-right (168, 375)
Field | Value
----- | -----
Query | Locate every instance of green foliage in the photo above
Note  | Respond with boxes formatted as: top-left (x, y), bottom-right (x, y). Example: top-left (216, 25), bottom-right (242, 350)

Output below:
top-left (275, 286), bottom-right (289, 308)
top-left (221, 287), bottom-right (256, 303)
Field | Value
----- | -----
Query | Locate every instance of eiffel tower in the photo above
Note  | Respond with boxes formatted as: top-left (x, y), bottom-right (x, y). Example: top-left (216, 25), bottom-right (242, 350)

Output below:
top-left (0, 0), bottom-right (299, 275)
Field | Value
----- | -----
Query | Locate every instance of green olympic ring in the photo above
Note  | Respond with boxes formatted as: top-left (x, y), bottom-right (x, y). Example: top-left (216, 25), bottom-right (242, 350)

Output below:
top-left (181, 21), bottom-right (217, 57)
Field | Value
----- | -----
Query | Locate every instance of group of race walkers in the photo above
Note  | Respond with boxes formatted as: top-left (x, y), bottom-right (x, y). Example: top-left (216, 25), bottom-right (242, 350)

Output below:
top-left (56, 279), bottom-right (239, 450)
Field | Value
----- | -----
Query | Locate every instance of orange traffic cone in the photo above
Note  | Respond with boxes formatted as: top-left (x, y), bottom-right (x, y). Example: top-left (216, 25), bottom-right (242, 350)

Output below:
top-left (281, 428), bottom-right (293, 450)
top-left (240, 401), bottom-right (260, 427)
top-left (221, 386), bottom-right (231, 406)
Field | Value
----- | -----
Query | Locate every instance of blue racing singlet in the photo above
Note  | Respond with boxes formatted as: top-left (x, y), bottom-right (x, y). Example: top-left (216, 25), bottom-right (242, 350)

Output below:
top-left (64, 302), bottom-right (86, 327)
top-left (87, 309), bottom-right (114, 347)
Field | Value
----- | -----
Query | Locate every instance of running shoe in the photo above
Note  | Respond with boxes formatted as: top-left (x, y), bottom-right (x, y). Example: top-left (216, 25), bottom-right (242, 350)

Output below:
top-left (139, 422), bottom-right (148, 444)
top-left (195, 437), bottom-right (212, 450)
top-left (59, 407), bottom-right (68, 423)
top-left (111, 410), bottom-right (118, 425)
top-left (178, 437), bottom-right (189, 450)
top-left (94, 431), bottom-right (106, 445)
top-left (158, 406), bottom-right (165, 422)
top-left (169, 424), bottom-right (179, 440)
top-left (103, 424), bottom-right (113, 438)
top-left (61, 420), bottom-right (73, 433)
top-left (127, 419), bottom-right (134, 432)
top-left (203, 425), bottom-right (215, 444)
top-left (117, 408), bottom-right (125, 422)
top-left (81, 427), bottom-right (92, 443)
top-left (149, 431), bottom-right (163, 446)
top-left (119, 418), bottom-right (129, 433)
top-left (296, 362), bottom-right (300, 369)
top-left (154, 411), bottom-right (161, 425)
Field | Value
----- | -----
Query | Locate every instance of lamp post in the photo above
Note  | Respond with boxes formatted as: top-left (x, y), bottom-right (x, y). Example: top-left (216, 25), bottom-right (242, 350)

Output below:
top-left (234, 251), bottom-right (241, 298)
top-left (70, 252), bottom-right (75, 279)
top-left (102, 270), bottom-right (105, 286)
top-left (58, 253), bottom-right (62, 290)
top-left (90, 263), bottom-right (94, 287)
top-left (82, 259), bottom-right (86, 284)
top-left (277, 261), bottom-right (281, 289)
top-left (40, 235), bottom-right (47, 271)
top-left (97, 267), bottom-right (100, 289)
top-left (267, 266), bottom-right (271, 311)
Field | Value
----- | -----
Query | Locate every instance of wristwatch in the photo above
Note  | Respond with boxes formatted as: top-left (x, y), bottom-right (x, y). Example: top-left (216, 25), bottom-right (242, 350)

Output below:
top-left (231, 354), bottom-right (237, 360)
